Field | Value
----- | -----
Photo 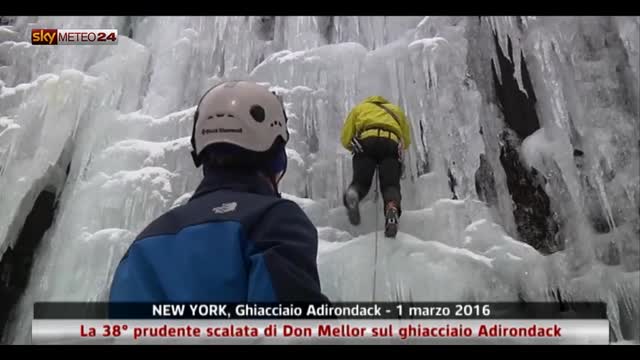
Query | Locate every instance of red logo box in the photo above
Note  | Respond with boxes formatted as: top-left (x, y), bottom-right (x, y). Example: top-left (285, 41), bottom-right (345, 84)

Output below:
top-left (31, 29), bottom-right (57, 45)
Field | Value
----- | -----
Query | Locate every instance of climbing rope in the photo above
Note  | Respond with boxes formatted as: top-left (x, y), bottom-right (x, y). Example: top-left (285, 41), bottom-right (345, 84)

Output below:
top-left (372, 166), bottom-right (380, 301)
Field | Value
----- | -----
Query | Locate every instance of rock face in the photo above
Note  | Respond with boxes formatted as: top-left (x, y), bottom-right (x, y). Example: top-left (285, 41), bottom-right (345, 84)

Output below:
top-left (498, 129), bottom-right (561, 254)
top-left (0, 190), bottom-right (57, 340)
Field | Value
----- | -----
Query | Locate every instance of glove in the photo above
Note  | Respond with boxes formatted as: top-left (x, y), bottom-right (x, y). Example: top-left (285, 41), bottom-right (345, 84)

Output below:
top-left (350, 138), bottom-right (364, 154)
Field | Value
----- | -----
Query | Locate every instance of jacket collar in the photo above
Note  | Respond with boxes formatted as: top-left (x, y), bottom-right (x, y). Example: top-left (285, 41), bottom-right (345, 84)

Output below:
top-left (190, 168), bottom-right (278, 201)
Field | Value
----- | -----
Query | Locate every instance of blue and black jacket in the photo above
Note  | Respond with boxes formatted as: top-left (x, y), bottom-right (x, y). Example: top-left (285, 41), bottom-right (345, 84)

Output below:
top-left (109, 170), bottom-right (328, 303)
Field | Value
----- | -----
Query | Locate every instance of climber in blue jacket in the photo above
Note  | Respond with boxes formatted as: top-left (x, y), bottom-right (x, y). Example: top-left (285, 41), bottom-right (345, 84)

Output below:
top-left (109, 81), bottom-right (328, 303)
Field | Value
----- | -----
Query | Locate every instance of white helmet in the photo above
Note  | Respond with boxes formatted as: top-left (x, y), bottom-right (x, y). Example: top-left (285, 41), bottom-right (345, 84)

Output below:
top-left (190, 81), bottom-right (289, 167)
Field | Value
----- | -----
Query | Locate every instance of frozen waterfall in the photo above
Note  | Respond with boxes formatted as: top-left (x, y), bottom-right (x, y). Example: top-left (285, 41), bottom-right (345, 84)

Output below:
top-left (0, 16), bottom-right (638, 344)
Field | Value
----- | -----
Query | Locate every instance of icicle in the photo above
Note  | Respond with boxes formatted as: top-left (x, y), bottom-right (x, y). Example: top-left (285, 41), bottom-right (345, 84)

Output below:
top-left (488, 17), bottom-right (502, 84)
top-left (594, 175), bottom-right (617, 233)
top-left (513, 37), bottom-right (527, 96)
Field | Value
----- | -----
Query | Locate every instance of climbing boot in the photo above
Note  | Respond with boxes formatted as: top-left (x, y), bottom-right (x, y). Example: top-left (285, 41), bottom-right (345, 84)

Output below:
top-left (343, 187), bottom-right (361, 226)
top-left (384, 202), bottom-right (399, 238)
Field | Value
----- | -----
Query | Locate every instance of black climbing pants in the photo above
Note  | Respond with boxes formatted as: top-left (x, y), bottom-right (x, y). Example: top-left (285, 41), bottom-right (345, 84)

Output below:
top-left (349, 136), bottom-right (402, 215)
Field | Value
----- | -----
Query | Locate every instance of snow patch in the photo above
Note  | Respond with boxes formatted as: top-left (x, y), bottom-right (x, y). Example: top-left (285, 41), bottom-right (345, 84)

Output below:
top-left (409, 37), bottom-right (449, 51)
top-left (520, 128), bottom-right (555, 170)
top-left (281, 193), bottom-right (316, 208)
top-left (81, 228), bottom-right (133, 244)
top-left (100, 167), bottom-right (176, 194)
top-left (0, 73), bottom-right (58, 98)
top-left (170, 192), bottom-right (194, 209)
top-left (285, 148), bottom-right (305, 167)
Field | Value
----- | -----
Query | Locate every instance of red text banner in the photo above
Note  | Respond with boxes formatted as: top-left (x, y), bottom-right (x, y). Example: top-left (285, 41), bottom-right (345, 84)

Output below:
top-left (32, 318), bottom-right (610, 345)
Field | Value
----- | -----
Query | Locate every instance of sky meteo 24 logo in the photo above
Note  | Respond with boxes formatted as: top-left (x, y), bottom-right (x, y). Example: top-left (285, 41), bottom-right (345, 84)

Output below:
top-left (31, 29), bottom-right (118, 45)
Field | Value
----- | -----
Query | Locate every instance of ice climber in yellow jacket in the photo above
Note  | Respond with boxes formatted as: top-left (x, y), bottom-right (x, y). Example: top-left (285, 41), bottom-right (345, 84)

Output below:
top-left (340, 95), bottom-right (411, 238)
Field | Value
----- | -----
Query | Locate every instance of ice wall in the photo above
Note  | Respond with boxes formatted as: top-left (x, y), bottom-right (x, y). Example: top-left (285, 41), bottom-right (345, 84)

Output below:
top-left (0, 16), bottom-right (638, 344)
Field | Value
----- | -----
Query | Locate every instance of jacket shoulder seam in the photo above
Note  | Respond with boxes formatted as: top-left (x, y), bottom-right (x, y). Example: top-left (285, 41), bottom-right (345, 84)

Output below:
top-left (133, 218), bottom-right (247, 243)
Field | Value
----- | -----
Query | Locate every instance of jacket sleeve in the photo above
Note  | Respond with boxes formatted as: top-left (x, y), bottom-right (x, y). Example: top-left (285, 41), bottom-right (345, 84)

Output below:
top-left (340, 107), bottom-right (359, 150)
top-left (247, 200), bottom-right (330, 303)
top-left (399, 111), bottom-right (412, 149)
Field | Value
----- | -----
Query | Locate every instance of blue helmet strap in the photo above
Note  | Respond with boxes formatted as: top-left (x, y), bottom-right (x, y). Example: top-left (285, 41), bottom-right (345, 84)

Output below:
top-left (265, 146), bottom-right (288, 197)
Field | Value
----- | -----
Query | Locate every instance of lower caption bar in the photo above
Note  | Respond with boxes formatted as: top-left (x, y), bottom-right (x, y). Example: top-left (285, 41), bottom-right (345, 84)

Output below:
top-left (32, 319), bottom-right (609, 345)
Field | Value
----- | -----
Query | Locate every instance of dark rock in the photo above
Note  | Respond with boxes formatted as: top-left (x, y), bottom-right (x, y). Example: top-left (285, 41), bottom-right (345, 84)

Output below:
top-left (491, 33), bottom-right (540, 139)
top-left (447, 167), bottom-right (458, 200)
top-left (490, 31), bottom-right (560, 254)
top-left (0, 191), bottom-right (57, 342)
top-left (416, 121), bottom-right (430, 176)
top-left (0, 17), bottom-right (15, 26)
top-left (254, 16), bottom-right (275, 41)
top-left (474, 153), bottom-right (498, 207)
top-left (498, 129), bottom-right (560, 254)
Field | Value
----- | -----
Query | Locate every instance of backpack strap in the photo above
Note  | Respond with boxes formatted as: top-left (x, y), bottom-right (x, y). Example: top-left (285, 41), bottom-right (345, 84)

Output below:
top-left (372, 102), bottom-right (404, 147)
top-left (374, 102), bottom-right (402, 127)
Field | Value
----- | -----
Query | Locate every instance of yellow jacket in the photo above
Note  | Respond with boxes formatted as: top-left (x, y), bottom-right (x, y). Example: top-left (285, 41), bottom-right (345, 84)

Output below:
top-left (340, 96), bottom-right (412, 151)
